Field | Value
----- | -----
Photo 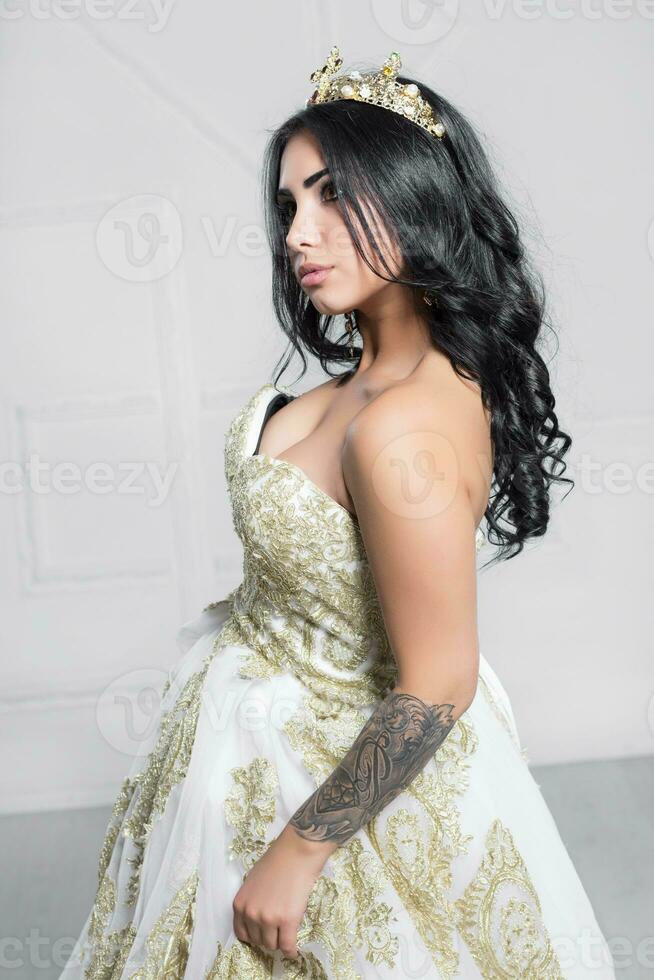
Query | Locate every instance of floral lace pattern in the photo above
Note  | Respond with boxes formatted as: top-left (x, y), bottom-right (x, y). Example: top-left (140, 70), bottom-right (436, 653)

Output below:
top-left (453, 819), bottom-right (565, 978)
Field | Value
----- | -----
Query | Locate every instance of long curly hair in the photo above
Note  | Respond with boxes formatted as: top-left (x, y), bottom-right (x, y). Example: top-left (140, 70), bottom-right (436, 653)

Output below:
top-left (260, 74), bottom-right (574, 565)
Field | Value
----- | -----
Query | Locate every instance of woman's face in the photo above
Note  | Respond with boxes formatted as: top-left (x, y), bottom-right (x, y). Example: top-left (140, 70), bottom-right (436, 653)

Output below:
top-left (277, 129), bottom-right (402, 316)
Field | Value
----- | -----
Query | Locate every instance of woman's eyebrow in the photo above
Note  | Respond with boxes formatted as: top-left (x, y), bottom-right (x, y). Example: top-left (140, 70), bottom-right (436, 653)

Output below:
top-left (276, 167), bottom-right (329, 202)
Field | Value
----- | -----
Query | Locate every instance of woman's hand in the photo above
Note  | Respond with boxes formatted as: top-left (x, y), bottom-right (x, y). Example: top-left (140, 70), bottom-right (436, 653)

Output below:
top-left (232, 823), bottom-right (337, 960)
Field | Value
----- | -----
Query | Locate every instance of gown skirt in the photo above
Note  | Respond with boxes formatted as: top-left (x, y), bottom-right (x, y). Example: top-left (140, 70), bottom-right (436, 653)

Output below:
top-left (59, 381), bottom-right (617, 979)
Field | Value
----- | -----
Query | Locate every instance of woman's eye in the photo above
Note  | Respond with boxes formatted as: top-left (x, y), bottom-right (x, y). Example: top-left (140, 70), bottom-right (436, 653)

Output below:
top-left (278, 183), bottom-right (338, 226)
top-left (322, 181), bottom-right (338, 202)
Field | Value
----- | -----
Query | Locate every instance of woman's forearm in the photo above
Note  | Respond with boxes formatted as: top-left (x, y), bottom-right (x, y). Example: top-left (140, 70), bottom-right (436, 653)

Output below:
top-left (287, 685), bottom-right (464, 849)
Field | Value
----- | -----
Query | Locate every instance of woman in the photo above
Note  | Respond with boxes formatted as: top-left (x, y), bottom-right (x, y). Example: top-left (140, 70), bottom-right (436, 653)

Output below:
top-left (61, 48), bottom-right (616, 978)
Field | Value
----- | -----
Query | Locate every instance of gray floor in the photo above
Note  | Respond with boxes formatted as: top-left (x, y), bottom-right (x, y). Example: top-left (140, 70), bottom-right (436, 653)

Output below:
top-left (1, 755), bottom-right (652, 979)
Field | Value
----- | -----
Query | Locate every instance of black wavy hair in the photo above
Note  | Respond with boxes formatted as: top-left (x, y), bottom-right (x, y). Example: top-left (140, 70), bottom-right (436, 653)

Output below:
top-left (260, 71), bottom-right (574, 565)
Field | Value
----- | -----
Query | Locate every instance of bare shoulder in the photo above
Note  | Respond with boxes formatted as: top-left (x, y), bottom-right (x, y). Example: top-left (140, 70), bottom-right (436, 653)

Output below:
top-left (345, 364), bottom-right (488, 455)
top-left (343, 361), bottom-right (492, 524)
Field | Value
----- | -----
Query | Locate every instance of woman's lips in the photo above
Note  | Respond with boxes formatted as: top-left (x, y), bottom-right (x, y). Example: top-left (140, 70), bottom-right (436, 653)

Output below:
top-left (301, 267), bottom-right (333, 286)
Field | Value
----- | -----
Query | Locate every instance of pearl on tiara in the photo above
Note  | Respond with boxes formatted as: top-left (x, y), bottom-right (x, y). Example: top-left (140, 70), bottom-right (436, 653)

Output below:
top-left (305, 46), bottom-right (446, 140)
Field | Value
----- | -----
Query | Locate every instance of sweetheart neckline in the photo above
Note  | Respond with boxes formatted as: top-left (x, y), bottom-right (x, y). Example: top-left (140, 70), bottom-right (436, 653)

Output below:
top-left (244, 383), bottom-right (485, 548)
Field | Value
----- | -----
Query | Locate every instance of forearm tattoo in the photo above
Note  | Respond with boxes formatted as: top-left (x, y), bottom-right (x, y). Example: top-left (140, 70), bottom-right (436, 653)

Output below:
top-left (289, 690), bottom-right (456, 846)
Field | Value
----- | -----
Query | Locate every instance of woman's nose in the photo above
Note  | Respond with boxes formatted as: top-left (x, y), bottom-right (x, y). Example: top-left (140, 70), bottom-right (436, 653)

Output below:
top-left (286, 211), bottom-right (321, 251)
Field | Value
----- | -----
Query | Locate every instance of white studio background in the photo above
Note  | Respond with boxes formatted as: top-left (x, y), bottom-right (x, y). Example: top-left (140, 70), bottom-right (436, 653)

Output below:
top-left (0, 1), bottom-right (652, 815)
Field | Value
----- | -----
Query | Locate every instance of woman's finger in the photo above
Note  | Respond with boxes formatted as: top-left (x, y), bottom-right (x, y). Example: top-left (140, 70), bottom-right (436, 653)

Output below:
top-left (232, 904), bottom-right (250, 946)
top-left (258, 919), bottom-right (279, 953)
top-left (278, 921), bottom-right (300, 960)
top-left (245, 917), bottom-right (267, 953)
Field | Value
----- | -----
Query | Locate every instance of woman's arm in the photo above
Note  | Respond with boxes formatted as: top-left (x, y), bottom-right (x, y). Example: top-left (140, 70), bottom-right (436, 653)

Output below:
top-left (288, 689), bottom-right (461, 849)
top-left (287, 382), bottom-right (482, 854)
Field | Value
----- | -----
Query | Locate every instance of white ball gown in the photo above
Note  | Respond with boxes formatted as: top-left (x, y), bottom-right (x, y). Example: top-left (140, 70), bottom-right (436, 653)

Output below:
top-left (60, 381), bottom-right (616, 979)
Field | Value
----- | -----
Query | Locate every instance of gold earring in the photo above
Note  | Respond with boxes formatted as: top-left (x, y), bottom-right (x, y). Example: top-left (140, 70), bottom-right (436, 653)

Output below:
top-left (344, 311), bottom-right (357, 357)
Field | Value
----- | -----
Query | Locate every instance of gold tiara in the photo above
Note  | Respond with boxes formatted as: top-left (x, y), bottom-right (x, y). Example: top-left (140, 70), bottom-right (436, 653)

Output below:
top-left (305, 46), bottom-right (445, 139)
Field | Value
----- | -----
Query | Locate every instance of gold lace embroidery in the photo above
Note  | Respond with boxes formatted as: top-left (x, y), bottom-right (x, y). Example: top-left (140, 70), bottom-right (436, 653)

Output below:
top-left (283, 694), bottom-right (374, 784)
top-left (128, 870), bottom-right (199, 979)
top-left (366, 718), bottom-right (479, 980)
top-left (206, 941), bottom-right (340, 980)
top-left (203, 588), bottom-right (240, 614)
top-left (205, 940), bottom-right (275, 978)
top-left (225, 756), bottom-right (279, 875)
top-left (453, 818), bottom-right (565, 978)
top-left (220, 754), bottom-right (400, 977)
top-left (120, 655), bottom-right (213, 905)
top-left (310, 838), bottom-right (400, 972)
top-left (97, 776), bottom-right (139, 886)
top-left (79, 869), bottom-right (198, 979)
top-left (75, 778), bottom-right (139, 976)
top-left (82, 871), bottom-right (136, 979)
